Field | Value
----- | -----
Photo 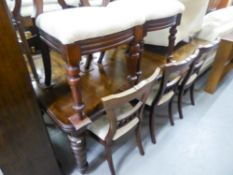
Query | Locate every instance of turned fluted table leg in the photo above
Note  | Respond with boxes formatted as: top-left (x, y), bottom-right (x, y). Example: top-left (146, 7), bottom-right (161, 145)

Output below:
top-left (68, 133), bottom-right (88, 174)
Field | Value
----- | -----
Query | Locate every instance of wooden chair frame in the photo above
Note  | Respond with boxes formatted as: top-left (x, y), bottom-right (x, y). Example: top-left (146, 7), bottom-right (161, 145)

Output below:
top-left (177, 39), bottom-right (220, 119)
top-left (87, 68), bottom-right (160, 175)
top-left (148, 50), bottom-right (199, 144)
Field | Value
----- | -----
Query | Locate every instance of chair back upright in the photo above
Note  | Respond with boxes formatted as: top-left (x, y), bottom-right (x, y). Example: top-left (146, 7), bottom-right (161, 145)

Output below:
top-left (152, 51), bottom-right (200, 107)
top-left (101, 68), bottom-right (160, 143)
top-left (33, 0), bottom-right (77, 17)
top-left (180, 39), bottom-right (220, 89)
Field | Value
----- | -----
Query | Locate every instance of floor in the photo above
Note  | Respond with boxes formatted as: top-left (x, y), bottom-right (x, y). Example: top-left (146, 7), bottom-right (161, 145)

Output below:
top-left (46, 68), bottom-right (233, 175)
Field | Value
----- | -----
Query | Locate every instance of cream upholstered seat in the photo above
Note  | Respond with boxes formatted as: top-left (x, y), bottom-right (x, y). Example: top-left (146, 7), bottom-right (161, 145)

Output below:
top-left (88, 103), bottom-right (139, 141)
top-left (197, 6), bottom-right (233, 42)
top-left (36, 6), bottom-right (145, 44)
top-left (107, 0), bottom-right (185, 62)
top-left (197, 6), bottom-right (233, 73)
top-left (108, 0), bottom-right (185, 21)
top-left (144, 0), bottom-right (209, 46)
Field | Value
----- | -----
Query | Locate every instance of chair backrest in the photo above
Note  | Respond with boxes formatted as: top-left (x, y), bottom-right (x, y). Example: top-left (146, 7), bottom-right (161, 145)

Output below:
top-left (8, 0), bottom-right (78, 18)
top-left (101, 68), bottom-right (160, 142)
top-left (180, 39), bottom-right (220, 88)
top-left (152, 51), bottom-right (199, 106)
top-left (33, 0), bottom-right (107, 17)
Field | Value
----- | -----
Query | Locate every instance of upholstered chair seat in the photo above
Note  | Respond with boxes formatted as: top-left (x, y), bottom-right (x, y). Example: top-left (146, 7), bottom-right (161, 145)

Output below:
top-left (197, 7), bottom-right (233, 74)
top-left (146, 75), bottom-right (181, 106)
top-left (144, 0), bottom-right (209, 46)
top-left (197, 6), bottom-right (233, 41)
top-left (108, 0), bottom-right (185, 21)
top-left (88, 103), bottom-right (139, 141)
top-left (36, 7), bottom-right (145, 44)
top-left (107, 0), bottom-right (185, 62)
top-left (146, 87), bottom-right (176, 107)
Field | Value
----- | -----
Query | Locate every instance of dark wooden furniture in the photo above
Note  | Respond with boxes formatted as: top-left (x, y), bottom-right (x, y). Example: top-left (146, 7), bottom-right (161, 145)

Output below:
top-left (205, 33), bottom-right (233, 93)
top-left (146, 52), bottom-right (199, 144)
top-left (84, 68), bottom-right (160, 175)
top-left (33, 0), bottom-right (145, 173)
top-left (144, 14), bottom-right (182, 62)
top-left (33, 36), bottom-right (208, 173)
top-left (10, 0), bottom-right (80, 85)
top-left (10, 0), bottom-right (40, 82)
top-left (178, 39), bottom-right (220, 119)
top-left (0, 1), bottom-right (61, 175)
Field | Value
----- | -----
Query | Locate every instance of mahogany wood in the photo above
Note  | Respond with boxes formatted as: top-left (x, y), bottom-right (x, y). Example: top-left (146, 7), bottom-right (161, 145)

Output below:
top-left (0, 2), bottom-right (61, 175)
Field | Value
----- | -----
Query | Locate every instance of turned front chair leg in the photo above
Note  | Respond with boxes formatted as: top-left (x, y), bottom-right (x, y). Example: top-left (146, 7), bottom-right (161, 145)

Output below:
top-left (68, 133), bottom-right (88, 174)
top-left (136, 40), bottom-right (144, 81)
top-left (65, 47), bottom-right (88, 174)
top-left (167, 24), bottom-right (178, 63)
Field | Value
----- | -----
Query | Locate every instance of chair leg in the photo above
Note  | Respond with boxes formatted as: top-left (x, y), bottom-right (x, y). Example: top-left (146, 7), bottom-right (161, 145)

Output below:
top-left (168, 98), bottom-right (174, 126)
top-left (135, 124), bottom-right (144, 155)
top-left (98, 51), bottom-right (105, 64)
top-left (105, 145), bottom-right (116, 175)
top-left (85, 54), bottom-right (93, 70)
top-left (40, 40), bottom-right (52, 87)
top-left (190, 84), bottom-right (195, 106)
top-left (149, 107), bottom-right (156, 144)
top-left (178, 90), bottom-right (184, 119)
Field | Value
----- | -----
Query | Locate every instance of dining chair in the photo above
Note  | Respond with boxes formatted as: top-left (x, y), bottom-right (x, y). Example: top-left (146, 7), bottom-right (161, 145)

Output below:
top-left (9, 0), bottom-right (40, 82)
top-left (87, 68), bottom-right (160, 175)
top-left (146, 50), bottom-right (199, 144)
top-left (7, 0), bottom-right (81, 85)
top-left (107, 0), bottom-right (185, 62)
top-left (177, 39), bottom-right (220, 119)
top-left (33, 0), bottom-right (146, 173)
